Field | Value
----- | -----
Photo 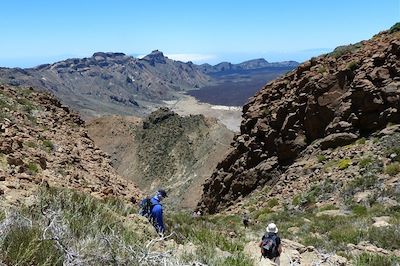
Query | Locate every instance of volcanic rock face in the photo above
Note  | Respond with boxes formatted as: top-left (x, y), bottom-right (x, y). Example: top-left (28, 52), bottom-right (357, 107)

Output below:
top-left (199, 30), bottom-right (400, 213)
top-left (0, 85), bottom-right (141, 206)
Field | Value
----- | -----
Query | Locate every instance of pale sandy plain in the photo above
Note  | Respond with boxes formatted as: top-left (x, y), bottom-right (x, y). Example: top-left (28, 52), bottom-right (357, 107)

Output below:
top-left (165, 95), bottom-right (243, 132)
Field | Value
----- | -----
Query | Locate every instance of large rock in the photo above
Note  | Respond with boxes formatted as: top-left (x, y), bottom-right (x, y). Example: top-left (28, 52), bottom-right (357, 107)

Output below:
top-left (199, 28), bottom-right (400, 213)
top-left (319, 133), bottom-right (359, 150)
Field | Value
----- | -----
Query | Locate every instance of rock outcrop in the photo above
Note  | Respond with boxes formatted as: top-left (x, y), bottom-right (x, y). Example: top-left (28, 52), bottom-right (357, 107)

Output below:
top-left (0, 85), bottom-right (141, 207)
top-left (199, 29), bottom-right (400, 213)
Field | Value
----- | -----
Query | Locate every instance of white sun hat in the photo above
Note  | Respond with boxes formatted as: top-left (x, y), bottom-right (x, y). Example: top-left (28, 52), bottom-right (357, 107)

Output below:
top-left (266, 223), bottom-right (278, 233)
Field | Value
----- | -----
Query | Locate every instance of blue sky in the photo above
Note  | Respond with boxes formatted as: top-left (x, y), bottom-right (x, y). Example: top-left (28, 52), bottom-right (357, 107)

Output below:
top-left (0, 0), bottom-right (398, 67)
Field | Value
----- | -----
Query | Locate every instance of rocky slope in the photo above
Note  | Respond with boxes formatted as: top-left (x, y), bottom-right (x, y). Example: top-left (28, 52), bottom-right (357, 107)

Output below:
top-left (0, 51), bottom-right (211, 119)
top-left (0, 85), bottom-right (141, 207)
top-left (87, 108), bottom-right (234, 209)
top-left (198, 27), bottom-right (400, 213)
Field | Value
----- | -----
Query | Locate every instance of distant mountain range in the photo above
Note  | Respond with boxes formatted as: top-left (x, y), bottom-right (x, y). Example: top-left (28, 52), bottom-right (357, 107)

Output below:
top-left (0, 51), bottom-right (298, 118)
top-left (197, 58), bottom-right (299, 74)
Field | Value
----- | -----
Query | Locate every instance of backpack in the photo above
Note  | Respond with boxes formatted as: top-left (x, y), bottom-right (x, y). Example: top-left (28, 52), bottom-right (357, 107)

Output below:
top-left (261, 233), bottom-right (278, 259)
top-left (139, 197), bottom-right (155, 218)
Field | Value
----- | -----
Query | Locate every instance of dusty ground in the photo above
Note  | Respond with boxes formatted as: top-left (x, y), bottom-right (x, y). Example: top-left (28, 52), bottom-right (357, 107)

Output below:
top-left (165, 95), bottom-right (242, 132)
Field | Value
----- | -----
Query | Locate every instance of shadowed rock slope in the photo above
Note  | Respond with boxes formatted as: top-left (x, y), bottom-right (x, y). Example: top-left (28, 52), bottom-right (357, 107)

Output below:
top-left (0, 85), bottom-right (141, 207)
top-left (199, 27), bottom-right (400, 213)
top-left (87, 107), bottom-right (234, 209)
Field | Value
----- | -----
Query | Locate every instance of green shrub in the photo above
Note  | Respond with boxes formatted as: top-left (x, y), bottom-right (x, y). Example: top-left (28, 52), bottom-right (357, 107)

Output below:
top-left (319, 204), bottom-right (338, 211)
top-left (385, 162), bottom-right (400, 176)
top-left (356, 137), bottom-right (366, 145)
top-left (42, 140), bottom-right (54, 152)
top-left (24, 141), bottom-right (37, 148)
top-left (354, 253), bottom-right (400, 266)
top-left (329, 42), bottom-right (362, 58)
top-left (292, 195), bottom-right (302, 206)
top-left (317, 154), bottom-right (327, 163)
top-left (337, 158), bottom-right (351, 170)
top-left (346, 175), bottom-right (378, 192)
top-left (351, 204), bottom-right (368, 216)
top-left (27, 162), bottom-right (40, 174)
top-left (368, 226), bottom-right (400, 250)
top-left (389, 22), bottom-right (400, 33)
top-left (385, 147), bottom-right (400, 162)
top-left (2, 225), bottom-right (63, 265)
top-left (359, 156), bottom-right (373, 168)
top-left (329, 226), bottom-right (363, 248)
top-left (267, 198), bottom-right (279, 208)
top-left (347, 61), bottom-right (359, 71)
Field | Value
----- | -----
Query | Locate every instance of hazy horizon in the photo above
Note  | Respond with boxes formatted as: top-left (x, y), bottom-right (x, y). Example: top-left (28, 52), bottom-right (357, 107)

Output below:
top-left (0, 0), bottom-right (398, 68)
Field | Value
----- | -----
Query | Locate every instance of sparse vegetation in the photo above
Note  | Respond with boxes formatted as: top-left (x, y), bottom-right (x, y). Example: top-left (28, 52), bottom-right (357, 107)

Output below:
top-left (1, 187), bottom-right (187, 265)
top-left (358, 155), bottom-right (373, 168)
top-left (27, 162), bottom-right (40, 174)
top-left (389, 22), bottom-right (400, 33)
top-left (42, 139), bottom-right (54, 152)
top-left (356, 137), bottom-right (367, 145)
top-left (354, 253), bottom-right (400, 266)
top-left (328, 42), bottom-right (362, 58)
top-left (344, 175), bottom-right (378, 196)
top-left (316, 154), bottom-right (327, 163)
top-left (337, 158), bottom-right (351, 170)
top-left (267, 198), bottom-right (279, 208)
top-left (347, 61), bottom-right (359, 71)
top-left (166, 212), bottom-right (253, 265)
top-left (317, 65), bottom-right (327, 74)
top-left (384, 162), bottom-right (400, 176)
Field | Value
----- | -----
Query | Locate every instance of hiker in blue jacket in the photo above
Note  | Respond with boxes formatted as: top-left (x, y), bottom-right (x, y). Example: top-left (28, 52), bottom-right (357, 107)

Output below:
top-left (150, 189), bottom-right (167, 234)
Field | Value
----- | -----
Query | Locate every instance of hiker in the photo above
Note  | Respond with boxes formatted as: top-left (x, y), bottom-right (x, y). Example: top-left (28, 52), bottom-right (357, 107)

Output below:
top-left (150, 189), bottom-right (167, 235)
top-left (242, 211), bottom-right (250, 228)
top-left (139, 189), bottom-right (167, 235)
top-left (259, 223), bottom-right (282, 265)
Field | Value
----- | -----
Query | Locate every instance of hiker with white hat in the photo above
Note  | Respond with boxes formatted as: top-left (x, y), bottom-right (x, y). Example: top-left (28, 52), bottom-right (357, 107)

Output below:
top-left (259, 223), bottom-right (282, 265)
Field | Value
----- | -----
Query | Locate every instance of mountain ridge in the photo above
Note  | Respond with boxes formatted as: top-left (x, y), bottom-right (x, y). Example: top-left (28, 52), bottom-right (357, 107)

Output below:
top-left (0, 51), bottom-right (298, 119)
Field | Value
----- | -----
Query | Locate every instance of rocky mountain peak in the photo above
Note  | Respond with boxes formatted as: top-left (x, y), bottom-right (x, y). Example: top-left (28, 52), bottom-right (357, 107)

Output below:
top-left (198, 28), bottom-right (400, 213)
top-left (92, 52), bottom-right (127, 60)
top-left (141, 50), bottom-right (167, 65)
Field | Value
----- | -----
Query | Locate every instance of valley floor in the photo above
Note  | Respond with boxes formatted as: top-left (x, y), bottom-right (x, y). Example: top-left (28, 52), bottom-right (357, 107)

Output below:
top-left (165, 95), bottom-right (242, 132)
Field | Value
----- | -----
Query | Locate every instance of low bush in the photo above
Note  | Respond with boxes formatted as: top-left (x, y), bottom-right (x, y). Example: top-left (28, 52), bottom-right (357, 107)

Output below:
top-left (354, 252), bottom-right (400, 266)
top-left (337, 158), bottom-right (351, 170)
top-left (2, 225), bottom-right (63, 265)
top-left (385, 162), bottom-right (400, 176)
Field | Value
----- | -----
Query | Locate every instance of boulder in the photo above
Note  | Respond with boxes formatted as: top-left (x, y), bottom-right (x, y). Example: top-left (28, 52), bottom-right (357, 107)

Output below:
top-left (320, 133), bottom-right (359, 150)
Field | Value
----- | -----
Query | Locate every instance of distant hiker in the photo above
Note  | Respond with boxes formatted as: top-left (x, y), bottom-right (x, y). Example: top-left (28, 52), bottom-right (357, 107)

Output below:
top-left (242, 212), bottom-right (250, 228)
top-left (259, 223), bottom-right (282, 266)
top-left (139, 189), bottom-right (167, 235)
